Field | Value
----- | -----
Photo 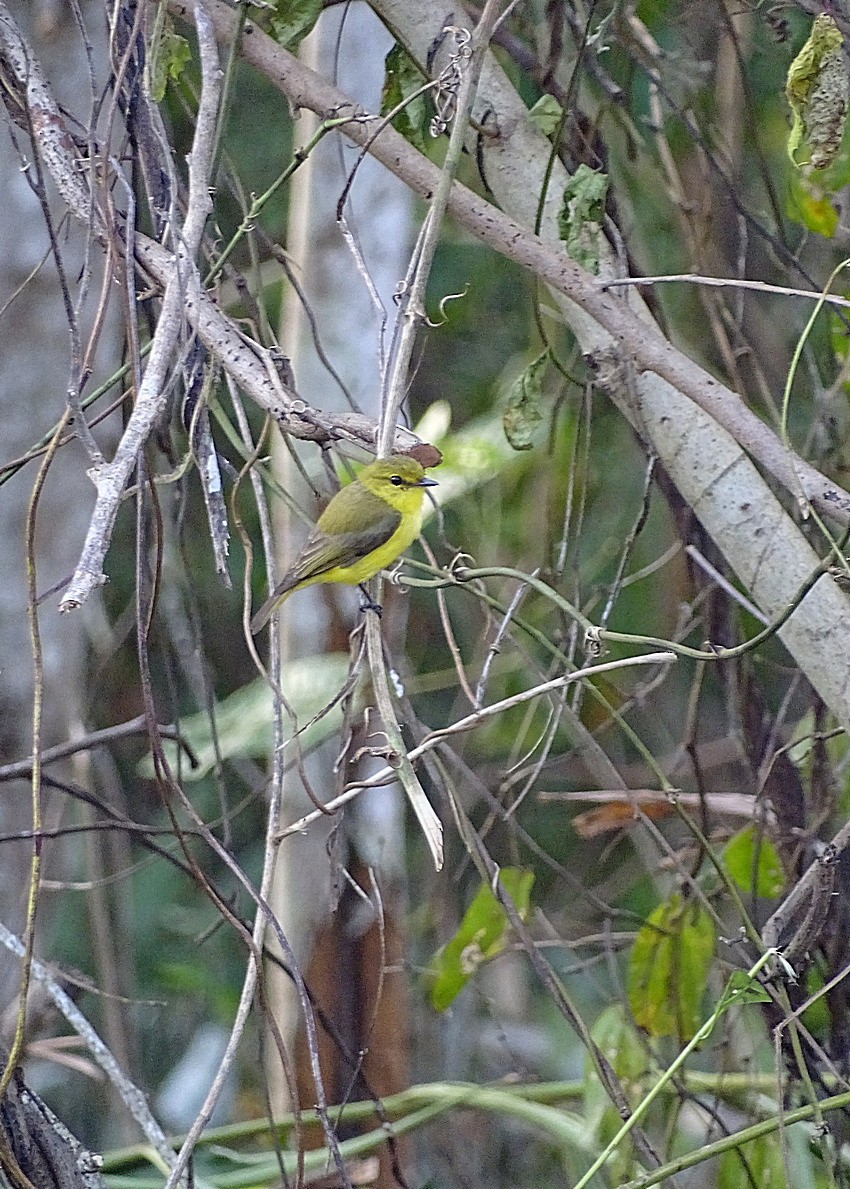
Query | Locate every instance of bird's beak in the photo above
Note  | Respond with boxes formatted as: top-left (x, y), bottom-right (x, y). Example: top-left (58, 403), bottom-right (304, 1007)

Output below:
top-left (415, 476), bottom-right (439, 487)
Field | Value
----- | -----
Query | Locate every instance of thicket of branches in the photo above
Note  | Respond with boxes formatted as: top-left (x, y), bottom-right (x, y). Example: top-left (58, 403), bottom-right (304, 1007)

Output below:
top-left (3, 1), bottom-right (850, 1187)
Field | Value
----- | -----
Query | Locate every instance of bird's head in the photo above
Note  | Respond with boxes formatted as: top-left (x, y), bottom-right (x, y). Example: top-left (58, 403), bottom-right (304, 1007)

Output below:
top-left (360, 455), bottom-right (439, 505)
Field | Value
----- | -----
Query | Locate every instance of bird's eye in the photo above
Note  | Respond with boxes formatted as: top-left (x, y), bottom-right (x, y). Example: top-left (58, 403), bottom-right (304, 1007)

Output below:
top-left (389, 475), bottom-right (404, 486)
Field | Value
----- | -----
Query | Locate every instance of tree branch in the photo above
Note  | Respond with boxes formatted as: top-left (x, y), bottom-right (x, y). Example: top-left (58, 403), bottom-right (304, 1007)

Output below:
top-left (167, 0), bottom-right (850, 528)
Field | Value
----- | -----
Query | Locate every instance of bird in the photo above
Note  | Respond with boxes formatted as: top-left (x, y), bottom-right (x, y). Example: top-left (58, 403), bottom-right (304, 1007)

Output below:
top-left (250, 454), bottom-right (437, 634)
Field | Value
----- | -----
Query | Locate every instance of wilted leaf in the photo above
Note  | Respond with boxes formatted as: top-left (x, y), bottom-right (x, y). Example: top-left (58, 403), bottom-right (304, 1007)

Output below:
top-left (528, 94), bottom-right (564, 138)
top-left (787, 14), bottom-right (848, 170)
top-left (628, 894), bottom-right (715, 1042)
top-left (788, 174), bottom-right (839, 236)
top-left (428, 869), bottom-right (534, 1011)
top-left (148, 19), bottom-right (191, 103)
top-left (269, 0), bottom-right (323, 50)
top-left (558, 165), bottom-right (609, 274)
top-left (503, 352), bottom-right (548, 451)
top-left (382, 44), bottom-right (430, 152)
top-left (405, 442), bottom-right (443, 469)
top-left (723, 825), bottom-right (784, 898)
top-left (190, 403), bottom-right (230, 582)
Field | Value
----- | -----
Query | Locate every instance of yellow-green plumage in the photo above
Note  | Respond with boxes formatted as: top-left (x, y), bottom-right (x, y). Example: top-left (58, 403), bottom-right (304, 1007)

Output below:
top-left (250, 455), bottom-right (437, 633)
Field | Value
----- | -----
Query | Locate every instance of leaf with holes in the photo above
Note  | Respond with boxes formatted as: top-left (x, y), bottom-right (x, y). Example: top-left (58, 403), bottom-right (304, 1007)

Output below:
top-left (786, 14), bottom-right (848, 170)
top-left (558, 165), bottom-right (609, 274)
top-left (270, 0), bottom-right (323, 51)
top-left (148, 19), bottom-right (191, 103)
top-left (428, 869), bottom-right (534, 1012)
top-left (382, 44), bottom-right (430, 153)
top-left (503, 352), bottom-right (548, 451)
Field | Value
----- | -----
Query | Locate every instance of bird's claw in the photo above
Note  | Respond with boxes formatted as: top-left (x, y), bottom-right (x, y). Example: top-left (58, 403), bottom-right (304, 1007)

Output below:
top-left (358, 585), bottom-right (383, 616)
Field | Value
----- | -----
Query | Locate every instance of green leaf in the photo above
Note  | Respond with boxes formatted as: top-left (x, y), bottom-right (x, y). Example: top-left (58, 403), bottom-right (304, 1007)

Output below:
top-left (716, 969), bottom-right (771, 1012)
top-left (427, 869), bottom-right (534, 1012)
top-left (786, 15), bottom-right (848, 170)
top-left (722, 825), bottom-right (784, 897)
top-left (557, 164), bottom-right (609, 274)
top-left (800, 965), bottom-right (830, 1036)
top-left (627, 893), bottom-right (715, 1042)
top-left (413, 401), bottom-right (530, 516)
top-left (269, 0), bottom-right (323, 51)
top-left (528, 94), bottom-right (564, 138)
top-left (502, 352), bottom-right (548, 451)
top-left (381, 44), bottom-right (430, 153)
top-left (148, 19), bottom-right (191, 103)
top-left (587, 1004), bottom-right (646, 1107)
top-left (138, 654), bottom-right (354, 780)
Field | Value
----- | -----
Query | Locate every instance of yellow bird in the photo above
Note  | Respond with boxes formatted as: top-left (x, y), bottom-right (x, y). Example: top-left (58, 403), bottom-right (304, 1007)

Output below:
top-left (250, 454), bottom-right (437, 633)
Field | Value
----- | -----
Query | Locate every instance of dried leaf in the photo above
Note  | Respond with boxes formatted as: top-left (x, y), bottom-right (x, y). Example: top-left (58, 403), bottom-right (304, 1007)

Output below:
top-left (572, 799), bottom-right (673, 838)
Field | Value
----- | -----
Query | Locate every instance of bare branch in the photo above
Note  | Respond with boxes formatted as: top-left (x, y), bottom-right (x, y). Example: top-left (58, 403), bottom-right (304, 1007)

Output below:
top-left (58, 0), bottom-right (222, 610)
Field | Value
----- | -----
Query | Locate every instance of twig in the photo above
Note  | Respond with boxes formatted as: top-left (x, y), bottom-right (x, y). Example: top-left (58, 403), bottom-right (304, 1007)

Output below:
top-left (58, 0), bottom-right (221, 611)
top-left (475, 574), bottom-right (533, 709)
top-left (143, 16), bottom-right (292, 1189)
top-left (0, 717), bottom-right (193, 782)
top-left (10, 0), bottom-right (850, 533)
top-left (171, 0), bottom-right (850, 527)
top-left (280, 651), bottom-right (675, 838)
top-left (362, 7), bottom-right (510, 871)
top-left (685, 545), bottom-right (770, 625)
top-left (600, 272), bottom-right (850, 310)
top-left (539, 788), bottom-right (762, 820)
top-left (364, 613), bottom-right (444, 870)
top-left (377, 7), bottom-right (504, 454)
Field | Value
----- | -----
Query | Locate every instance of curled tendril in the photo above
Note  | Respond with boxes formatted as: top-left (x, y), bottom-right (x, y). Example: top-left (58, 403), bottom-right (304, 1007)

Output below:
top-left (431, 25), bottom-right (473, 137)
top-left (448, 552), bottom-right (477, 578)
top-left (429, 285), bottom-right (470, 327)
top-left (583, 626), bottom-right (603, 657)
top-left (387, 559), bottom-right (408, 588)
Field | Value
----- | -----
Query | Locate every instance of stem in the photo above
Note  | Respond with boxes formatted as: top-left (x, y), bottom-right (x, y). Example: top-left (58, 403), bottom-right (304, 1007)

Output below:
top-left (573, 949), bottom-right (779, 1189)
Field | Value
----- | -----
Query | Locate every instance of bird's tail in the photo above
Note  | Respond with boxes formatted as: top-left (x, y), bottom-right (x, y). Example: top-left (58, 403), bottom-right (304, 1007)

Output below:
top-left (249, 583), bottom-right (293, 634)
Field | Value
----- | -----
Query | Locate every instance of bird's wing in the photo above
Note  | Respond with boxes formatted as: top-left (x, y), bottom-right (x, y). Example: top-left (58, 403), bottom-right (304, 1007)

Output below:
top-left (286, 506), bottom-right (402, 587)
top-left (250, 500), bottom-right (401, 634)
